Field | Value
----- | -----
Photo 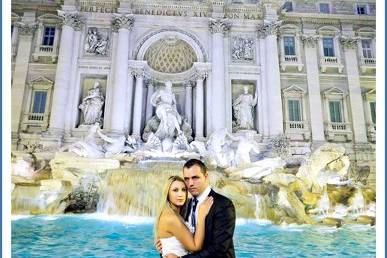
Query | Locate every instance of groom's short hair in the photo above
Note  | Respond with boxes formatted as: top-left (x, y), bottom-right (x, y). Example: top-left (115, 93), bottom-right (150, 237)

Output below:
top-left (183, 159), bottom-right (207, 175)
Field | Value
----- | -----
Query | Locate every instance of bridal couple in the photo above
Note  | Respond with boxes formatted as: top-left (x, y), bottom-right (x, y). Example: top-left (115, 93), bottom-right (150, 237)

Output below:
top-left (155, 159), bottom-right (236, 258)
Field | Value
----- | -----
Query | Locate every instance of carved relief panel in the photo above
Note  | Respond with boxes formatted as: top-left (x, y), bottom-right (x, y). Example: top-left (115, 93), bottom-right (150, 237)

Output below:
top-left (231, 35), bottom-right (255, 63)
top-left (84, 27), bottom-right (110, 56)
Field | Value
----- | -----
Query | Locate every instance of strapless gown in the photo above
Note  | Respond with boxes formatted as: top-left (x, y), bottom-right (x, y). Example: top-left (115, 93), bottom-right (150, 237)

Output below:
top-left (160, 236), bottom-right (188, 257)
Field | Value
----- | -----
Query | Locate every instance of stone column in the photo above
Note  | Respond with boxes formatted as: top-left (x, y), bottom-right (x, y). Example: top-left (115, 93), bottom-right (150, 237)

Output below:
top-left (11, 20), bottom-right (37, 137)
top-left (209, 19), bottom-right (230, 131)
top-left (257, 21), bottom-right (283, 136)
top-left (64, 28), bottom-right (82, 133)
top-left (184, 82), bottom-right (193, 126)
top-left (302, 34), bottom-right (325, 142)
top-left (145, 81), bottom-right (155, 123)
top-left (131, 67), bottom-right (146, 137)
top-left (258, 35), bottom-right (269, 137)
top-left (48, 11), bottom-right (81, 134)
top-left (194, 72), bottom-right (206, 140)
top-left (109, 14), bottom-right (134, 134)
top-left (341, 36), bottom-right (368, 142)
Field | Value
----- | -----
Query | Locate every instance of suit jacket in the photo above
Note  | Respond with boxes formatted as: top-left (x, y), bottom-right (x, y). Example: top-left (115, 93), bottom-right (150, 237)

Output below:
top-left (182, 189), bottom-right (236, 258)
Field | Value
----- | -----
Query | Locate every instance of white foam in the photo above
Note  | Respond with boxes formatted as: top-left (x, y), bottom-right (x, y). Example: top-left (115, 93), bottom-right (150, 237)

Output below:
top-left (79, 213), bottom-right (155, 224)
top-left (236, 218), bottom-right (272, 226)
top-left (11, 215), bottom-right (32, 221)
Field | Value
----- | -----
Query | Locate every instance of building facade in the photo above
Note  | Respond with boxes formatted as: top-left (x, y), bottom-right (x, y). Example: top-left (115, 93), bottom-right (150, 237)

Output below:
top-left (11, 0), bottom-right (376, 183)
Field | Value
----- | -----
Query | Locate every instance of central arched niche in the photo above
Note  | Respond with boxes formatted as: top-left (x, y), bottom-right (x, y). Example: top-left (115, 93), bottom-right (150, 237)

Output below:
top-left (144, 36), bottom-right (197, 74)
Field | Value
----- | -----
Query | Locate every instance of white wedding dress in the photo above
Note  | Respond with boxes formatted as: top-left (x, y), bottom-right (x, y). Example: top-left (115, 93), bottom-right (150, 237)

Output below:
top-left (160, 222), bottom-right (194, 257)
top-left (160, 236), bottom-right (188, 257)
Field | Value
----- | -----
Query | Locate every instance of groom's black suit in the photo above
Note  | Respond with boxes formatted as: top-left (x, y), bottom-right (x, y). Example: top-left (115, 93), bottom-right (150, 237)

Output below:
top-left (183, 189), bottom-right (236, 258)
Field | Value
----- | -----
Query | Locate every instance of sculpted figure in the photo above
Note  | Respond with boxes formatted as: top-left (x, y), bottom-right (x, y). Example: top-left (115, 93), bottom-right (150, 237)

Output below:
top-left (79, 81), bottom-right (104, 126)
top-left (95, 37), bottom-right (108, 55)
top-left (233, 86), bottom-right (257, 130)
top-left (150, 81), bottom-right (182, 139)
top-left (85, 29), bottom-right (98, 53)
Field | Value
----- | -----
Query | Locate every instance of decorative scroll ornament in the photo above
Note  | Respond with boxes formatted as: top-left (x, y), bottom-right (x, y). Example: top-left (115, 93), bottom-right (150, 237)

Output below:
top-left (14, 22), bottom-right (37, 35)
top-left (340, 36), bottom-right (359, 49)
top-left (58, 10), bottom-right (83, 30)
top-left (301, 34), bottom-right (320, 47)
top-left (193, 69), bottom-right (208, 81)
top-left (112, 14), bottom-right (134, 31)
top-left (209, 18), bottom-right (231, 34)
top-left (257, 21), bottom-right (281, 38)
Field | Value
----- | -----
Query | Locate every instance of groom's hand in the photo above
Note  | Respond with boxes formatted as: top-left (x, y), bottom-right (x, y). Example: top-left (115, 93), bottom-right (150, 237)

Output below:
top-left (165, 254), bottom-right (178, 258)
top-left (155, 239), bottom-right (163, 253)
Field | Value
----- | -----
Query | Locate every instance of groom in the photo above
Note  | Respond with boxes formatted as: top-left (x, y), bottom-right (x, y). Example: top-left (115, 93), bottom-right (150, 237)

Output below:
top-left (162, 158), bottom-right (236, 258)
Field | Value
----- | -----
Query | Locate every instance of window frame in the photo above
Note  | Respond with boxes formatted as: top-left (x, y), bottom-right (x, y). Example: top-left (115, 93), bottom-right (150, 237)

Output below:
top-left (319, 3), bottom-right (331, 14)
top-left (41, 26), bottom-right (56, 46)
top-left (322, 37), bottom-right (335, 57)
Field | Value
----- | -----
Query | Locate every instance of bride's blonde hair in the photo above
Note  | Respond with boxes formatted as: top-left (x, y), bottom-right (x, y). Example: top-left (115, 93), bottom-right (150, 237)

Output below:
top-left (154, 175), bottom-right (188, 242)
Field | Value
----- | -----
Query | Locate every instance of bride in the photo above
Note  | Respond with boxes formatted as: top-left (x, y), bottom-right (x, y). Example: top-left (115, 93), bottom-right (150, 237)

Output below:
top-left (155, 176), bottom-right (213, 257)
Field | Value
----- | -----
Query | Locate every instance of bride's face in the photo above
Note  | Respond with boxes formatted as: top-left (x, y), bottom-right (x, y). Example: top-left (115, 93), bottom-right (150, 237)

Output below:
top-left (168, 181), bottom-right (187, 207)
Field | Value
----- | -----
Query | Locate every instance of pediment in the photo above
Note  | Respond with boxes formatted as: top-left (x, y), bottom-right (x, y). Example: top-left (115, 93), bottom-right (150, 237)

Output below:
top-left (29, 76), bottom-right (54, 85)
top-left (37, 14), bottom-right (62, 24)
top-left (323, 87), bottom-right (344, 96)
top-left (283, 85), bottom-right (306, 93)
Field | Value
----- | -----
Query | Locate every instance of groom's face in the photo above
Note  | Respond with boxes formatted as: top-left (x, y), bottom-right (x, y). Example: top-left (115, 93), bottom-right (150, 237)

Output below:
top-left (183, 165), bottom-right (209, 197)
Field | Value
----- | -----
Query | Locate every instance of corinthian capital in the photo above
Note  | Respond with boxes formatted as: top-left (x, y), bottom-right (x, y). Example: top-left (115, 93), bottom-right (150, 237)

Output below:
top-left (257, 21), bottom-right (281, 38)
top-left (340, 36), bottom-right (359, 49)
top-left (15, 22), bottom-right (37, 35)
top-left (112, 14), bottom-right (134, 31)
top-left (209, 18), bottom-right (231, 34)
top-left (58, 10), bottom-right (83, 30)
top-left (301, 34), bottom-right (320, 47)
top-left (131, 67), bottom-right (145, 78)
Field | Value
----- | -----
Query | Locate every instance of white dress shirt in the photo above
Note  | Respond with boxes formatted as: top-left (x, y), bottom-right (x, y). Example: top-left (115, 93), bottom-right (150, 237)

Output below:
top-left (187, 186), bottom-right (211, 231)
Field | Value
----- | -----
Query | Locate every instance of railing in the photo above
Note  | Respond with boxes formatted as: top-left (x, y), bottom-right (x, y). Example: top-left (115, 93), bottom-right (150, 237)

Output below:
top-left (22, 113), bottom-right (49, 131)
top-left (39, 46), bottom-right (54, 53)
top-left (284, 55), bottom-right (298, 62)
top-left (27, 113), bottom-right (45, 121)
top-left (328, 122), bottom-right (350, 131)
top-left (285, 121), bottom-right (306, 130)
top-left (321, 56), bottom-right (338, 64)
top-left (361, 57), bottom-right (376, 65)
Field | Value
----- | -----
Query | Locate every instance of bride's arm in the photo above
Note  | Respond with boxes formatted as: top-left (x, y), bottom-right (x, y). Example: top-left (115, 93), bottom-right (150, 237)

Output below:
top-left (167, 197), bottom-right (213, 252)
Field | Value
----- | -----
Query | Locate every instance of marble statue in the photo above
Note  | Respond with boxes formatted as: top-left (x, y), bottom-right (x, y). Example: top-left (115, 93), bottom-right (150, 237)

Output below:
top-left (65, 123), bottom-right (133, 158)
top-left (67, 123), bottom-right (105, 158)
top-left (79, 81), bottom-right (105, 126)
top-left (233, 86), bottom-right (257, 130)
top-left (206, 129), bottom-right (238, 168)
top-left (150, 81), bottom-right (182, 139)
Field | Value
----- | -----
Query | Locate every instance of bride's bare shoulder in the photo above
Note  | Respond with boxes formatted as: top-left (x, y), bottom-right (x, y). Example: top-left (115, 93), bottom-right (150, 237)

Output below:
top-left (159, 210), bottom-right (182, 226)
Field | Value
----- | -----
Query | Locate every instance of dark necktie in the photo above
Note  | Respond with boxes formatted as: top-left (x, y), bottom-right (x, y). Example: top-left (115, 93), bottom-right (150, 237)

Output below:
top-left (191, 198), bottom-right (199, 232)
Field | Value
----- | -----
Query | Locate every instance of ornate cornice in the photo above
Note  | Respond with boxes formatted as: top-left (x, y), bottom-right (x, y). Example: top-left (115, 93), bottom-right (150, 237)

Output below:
top-left (58, 11), bottom-right (83, 31)
top-left (209, 18), bottom-right (231, 34)
top-left (340, 36), bottom-right (359, 49)
top-left (301, 34), bottom-right (320, 47)
top-left (257, 21), bottom-right (281, 38)
top-left (131, 67), bottom-right (146, 78)
top-left (14, 22), bottom-right (37, 35)
top-left (112, 14), bottom-right (134, 31)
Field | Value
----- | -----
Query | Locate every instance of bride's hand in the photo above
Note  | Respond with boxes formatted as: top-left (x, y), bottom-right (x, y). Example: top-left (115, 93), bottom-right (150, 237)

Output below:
top-left (198, 197), bottom-right (214, 217)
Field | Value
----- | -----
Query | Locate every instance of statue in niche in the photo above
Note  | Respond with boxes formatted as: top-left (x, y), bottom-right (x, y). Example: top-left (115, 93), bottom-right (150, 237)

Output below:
top-left (142, 81), bottom-right (193, 152)
top-left (79, 81), bottom-right (105, 126)
top-left (233, 86), bottom-right (257, 130)
top-left (150, 80), bottom-right (182, 139)
top-left (84, 28), bottom-right (109, 55)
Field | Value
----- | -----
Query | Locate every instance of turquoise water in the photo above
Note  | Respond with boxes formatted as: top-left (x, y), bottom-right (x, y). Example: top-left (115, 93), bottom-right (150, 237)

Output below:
top-left (12, 215), bottom-right (376, 258)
